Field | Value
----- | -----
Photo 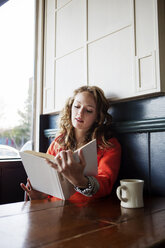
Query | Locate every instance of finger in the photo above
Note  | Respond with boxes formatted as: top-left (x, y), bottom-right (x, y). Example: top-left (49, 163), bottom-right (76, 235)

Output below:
top-left (27, 178), bottom-right (33, 190)
top-left (25, 192), bottom-right (29, 201)
top-left (46, 158), bottom-right (53, 164)
top-left (60, 151), bottom-right (67, 168)
top-left (66, 150), bottom-right (74, 164)
top-left (60, 151), bottom-right (67, 161)
top-left (46, 158), bottom-right (60, 172)
top-left (55, 153), bottom-right (62, 165)
top-left (20, 183), bottom-right (25, 190)
top-left (55, 154), bottom-right (63, 171)
top-left (46, 158), bottom-right (56, 166)
top-left (50, 162), bottom-right (59, 170)
top-left (20, 183), bottom-right (30, 193)
top-left (48, 155), bottom-right (62, 172)
top-left (20, 183), bottom-right (29, 201)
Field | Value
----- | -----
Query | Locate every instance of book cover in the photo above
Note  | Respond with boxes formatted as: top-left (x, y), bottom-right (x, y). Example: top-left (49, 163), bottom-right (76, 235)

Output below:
top-left (20, 139), bottom-right (98, 200)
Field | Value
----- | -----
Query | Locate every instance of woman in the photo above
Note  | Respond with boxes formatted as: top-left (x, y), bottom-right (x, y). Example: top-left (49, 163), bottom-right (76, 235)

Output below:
top-left (21, 85), bottom-right (121, 202)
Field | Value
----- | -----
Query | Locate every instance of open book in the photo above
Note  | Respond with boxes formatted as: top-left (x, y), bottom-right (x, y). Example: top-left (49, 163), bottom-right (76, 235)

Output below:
top-left (19, 139), bottom-right (98, 200)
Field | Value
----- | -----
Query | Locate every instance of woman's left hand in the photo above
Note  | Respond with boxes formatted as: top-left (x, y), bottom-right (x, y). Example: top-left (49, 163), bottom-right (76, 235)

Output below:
top-left (20, 178), bottom-right (49, 201)
top-left (47, 149), bottom-right (88, 188)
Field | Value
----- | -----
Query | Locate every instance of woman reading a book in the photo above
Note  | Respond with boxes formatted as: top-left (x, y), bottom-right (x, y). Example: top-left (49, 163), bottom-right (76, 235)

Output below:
top-left (21, 85), bottom-right (121, 202)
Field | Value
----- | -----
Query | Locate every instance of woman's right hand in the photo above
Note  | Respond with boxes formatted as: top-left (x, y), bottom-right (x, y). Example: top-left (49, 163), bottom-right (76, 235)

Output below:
top-left (20, 178), bottom-right (48, 201)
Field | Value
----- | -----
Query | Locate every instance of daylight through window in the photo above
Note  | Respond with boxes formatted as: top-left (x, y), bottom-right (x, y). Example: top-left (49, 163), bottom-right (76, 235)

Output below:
top-left (0, 0), bottom-right (34, 159)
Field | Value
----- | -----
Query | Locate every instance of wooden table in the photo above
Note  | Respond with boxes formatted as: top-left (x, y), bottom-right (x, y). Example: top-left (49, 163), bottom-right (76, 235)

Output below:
top-left (0, 195), bottom-right (165, 248)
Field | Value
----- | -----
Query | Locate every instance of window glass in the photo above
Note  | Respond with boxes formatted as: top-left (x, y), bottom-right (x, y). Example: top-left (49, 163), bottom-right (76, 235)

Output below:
top-left (0, 0), bottom-right (34, 159)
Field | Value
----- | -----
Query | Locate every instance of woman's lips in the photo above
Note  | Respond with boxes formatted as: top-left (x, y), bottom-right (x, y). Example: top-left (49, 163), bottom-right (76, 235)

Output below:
top-left (75, 118), bottom-right (83, 123)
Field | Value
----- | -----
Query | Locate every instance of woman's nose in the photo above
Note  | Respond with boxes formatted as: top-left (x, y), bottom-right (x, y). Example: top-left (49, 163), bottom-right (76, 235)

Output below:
top-left (78, 107), bottom-right (84, 116)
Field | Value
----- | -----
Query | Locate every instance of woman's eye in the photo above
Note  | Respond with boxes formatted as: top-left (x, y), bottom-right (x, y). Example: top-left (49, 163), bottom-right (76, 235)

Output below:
top-left (86, 109), bottom-right (93, 113)
top-left (74, 105), bottom-right (79, 108)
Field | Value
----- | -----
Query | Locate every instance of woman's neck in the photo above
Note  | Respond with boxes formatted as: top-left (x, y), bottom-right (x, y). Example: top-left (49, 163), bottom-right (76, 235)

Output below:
top-left (74, 130), bottom-right (86, 146)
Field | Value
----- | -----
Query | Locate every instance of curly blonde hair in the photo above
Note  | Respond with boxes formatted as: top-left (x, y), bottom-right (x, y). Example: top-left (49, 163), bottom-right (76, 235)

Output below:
top-left (56, 85), bottom-right (113, 150)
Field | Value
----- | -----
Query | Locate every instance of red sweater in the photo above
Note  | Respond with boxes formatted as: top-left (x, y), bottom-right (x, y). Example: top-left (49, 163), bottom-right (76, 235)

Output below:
top-left (47, 137), bottom-right (121, 203)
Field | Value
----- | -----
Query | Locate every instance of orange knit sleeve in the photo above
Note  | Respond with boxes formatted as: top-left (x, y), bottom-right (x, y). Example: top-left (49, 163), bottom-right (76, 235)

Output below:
top-left (69, 137), bottom-right (121, 203)
top-left (47, 140), bottom-right (56, 156)
top-left (93, 137), bottom-right (121, 198)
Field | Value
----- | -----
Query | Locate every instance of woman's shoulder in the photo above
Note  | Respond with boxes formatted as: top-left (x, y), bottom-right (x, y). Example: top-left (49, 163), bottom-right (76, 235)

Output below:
top-left (98, 136), bottom-right (120, 147)
top-left (97, 137), bottom-right (121, 154)
top-left (47, 134), bottom-right (63, 155)
top-left (108, 137), bottom-right (121, 148)
top-left (97, 137), bottom-right (121, 162)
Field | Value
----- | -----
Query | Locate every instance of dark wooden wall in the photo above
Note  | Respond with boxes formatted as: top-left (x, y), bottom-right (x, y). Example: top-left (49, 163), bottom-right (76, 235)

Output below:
top-left (0, 160), bottom-right (27, 204)
top-left (110, 95), bottom-right (165, 196)
top-left (40, 95), bottom-right (165, 197)
top-left (39, 114), bottom-right (59, 152)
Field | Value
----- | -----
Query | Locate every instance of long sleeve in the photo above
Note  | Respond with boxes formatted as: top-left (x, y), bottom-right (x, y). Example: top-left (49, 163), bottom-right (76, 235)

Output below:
top-left (94, 138), bottom-right (121, 198)
top-left (69, 137), bottom-right (121, 202)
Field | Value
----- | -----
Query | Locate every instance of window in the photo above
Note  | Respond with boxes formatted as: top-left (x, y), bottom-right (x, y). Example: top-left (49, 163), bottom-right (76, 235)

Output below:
top-left (0, 0), bottom-right (34, 159)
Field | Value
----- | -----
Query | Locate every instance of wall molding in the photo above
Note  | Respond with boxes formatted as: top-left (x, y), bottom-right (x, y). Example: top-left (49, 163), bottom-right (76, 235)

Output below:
top-left (44, 129), bottom-right (58, 138)
top-left (44, 118), bottom-right (165, 137)
top-left (112, 117), bottom-right (165, 133)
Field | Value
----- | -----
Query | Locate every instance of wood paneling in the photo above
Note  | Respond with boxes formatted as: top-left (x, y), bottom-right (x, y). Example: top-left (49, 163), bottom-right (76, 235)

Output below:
top-left (117, 133), bottom-right (150, 194)
top-left (40, 114), bottom-right (59, 152)
top-left (0, 160), bottom-right (27, 204)
top-left (110, 95), bottom-right (165, 121)
top-left (150, 132), bottom-right (165, 196)
top-left (111, 95), bottom-right (165, 196)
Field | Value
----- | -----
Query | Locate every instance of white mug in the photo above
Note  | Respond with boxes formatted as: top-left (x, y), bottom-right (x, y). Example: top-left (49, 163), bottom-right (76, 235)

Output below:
top-left (116, 179), bottom-right (144, 208)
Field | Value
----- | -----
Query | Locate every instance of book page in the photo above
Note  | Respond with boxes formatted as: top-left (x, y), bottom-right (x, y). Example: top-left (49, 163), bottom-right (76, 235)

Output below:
top-left (20, 152), bottom-right (65, 199)
top-left (73, 139), bottom-right (98, 176)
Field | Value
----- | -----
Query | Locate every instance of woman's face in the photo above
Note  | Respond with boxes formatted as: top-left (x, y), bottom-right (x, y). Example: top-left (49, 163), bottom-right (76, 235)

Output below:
top-left (71, 91), bottom-right (97, 133)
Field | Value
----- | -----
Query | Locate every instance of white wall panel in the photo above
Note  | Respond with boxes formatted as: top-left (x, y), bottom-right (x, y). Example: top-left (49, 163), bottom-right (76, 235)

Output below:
top-left (88, 0), bottom-right (132, 41)
top-left (57, 0), bottom-right (71, 9)
top-left (55, 49), bottom-right (86, 110)
top-left (88, 27), bottom-right (134, 99)
top-left (134, 0), bottom-right (158, 94)
top-left (42, 0), bottom-right (164, 113)
top-left (56, 0), bottom-right (85, 57)
top-left (44, 89), bottom-right (54, 111)
top-left (135, 0), bottom-right (156, 56)
top-left (138, 53), bottom-right (156, 91)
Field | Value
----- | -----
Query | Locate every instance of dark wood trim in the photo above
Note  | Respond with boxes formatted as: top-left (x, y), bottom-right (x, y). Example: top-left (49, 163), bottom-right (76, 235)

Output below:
top-left (43, 117), bottom-right (165, 136)
top-left (44, 128), bottom-right (58, 138)
top-left (112, 117), bottom-right (165, 133)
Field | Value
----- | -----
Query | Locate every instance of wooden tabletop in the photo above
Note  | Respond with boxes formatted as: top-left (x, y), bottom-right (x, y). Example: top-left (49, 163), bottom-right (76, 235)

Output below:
top-left (0, 195), bottom-right (165, 248)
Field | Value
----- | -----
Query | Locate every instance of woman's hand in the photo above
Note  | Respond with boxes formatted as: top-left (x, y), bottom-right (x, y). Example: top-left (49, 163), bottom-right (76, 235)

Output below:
top-left (20, 178), bottom-right (48, 201)
top-left (47, 149), bottom-right (88, 188)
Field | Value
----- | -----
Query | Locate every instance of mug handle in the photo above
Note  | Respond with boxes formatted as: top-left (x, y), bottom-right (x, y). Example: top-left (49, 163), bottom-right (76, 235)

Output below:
top-left (116, 185), bottom-right (128, 202)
